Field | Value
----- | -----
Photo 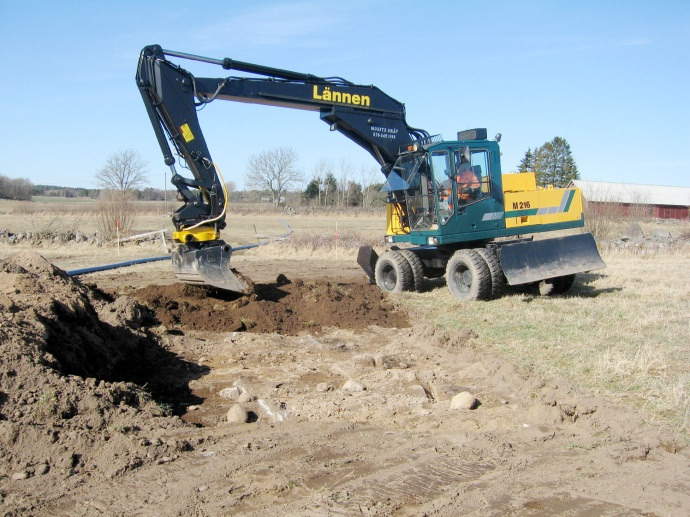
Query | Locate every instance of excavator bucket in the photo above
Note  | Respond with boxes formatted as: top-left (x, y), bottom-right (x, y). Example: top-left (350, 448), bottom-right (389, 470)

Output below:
top-left (171, 243), bottom-right (250, 294)
top-left (356, 245), bottom-right (378, 284)
top-left (497, 233), bottom-right (606, 286)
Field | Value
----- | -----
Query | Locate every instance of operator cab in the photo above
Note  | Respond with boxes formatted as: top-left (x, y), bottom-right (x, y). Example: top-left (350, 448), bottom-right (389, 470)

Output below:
top-left (384, 128), bottom-right (501, 243)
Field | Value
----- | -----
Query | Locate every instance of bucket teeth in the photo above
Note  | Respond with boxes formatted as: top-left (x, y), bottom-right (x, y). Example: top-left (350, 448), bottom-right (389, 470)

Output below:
top-left (171, 243), bottom-right (250, 294)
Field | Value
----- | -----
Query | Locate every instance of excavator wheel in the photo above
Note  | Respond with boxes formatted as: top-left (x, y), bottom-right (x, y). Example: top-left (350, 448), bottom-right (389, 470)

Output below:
top-left (398, 249), bottom-right (425, 292)
top-left (446, 249), bottom-right (492, 301)
top-left (375, 250), bottom-right (413, 293)
top-left (476, 248), bottom-right (506, 298)
top-left (538, 274), bottom-right (576, 296)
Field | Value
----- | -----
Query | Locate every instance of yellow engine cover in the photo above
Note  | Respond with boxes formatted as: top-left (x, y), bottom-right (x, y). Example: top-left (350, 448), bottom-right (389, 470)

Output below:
top-left (501, 173), bottom-right (583, 228)
top-left (502, 172), bottom-right (537, 193)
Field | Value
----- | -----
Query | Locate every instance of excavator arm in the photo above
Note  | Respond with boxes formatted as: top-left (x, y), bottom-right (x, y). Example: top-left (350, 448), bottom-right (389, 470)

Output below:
top-left (136, 44), bottom-right (428, 291)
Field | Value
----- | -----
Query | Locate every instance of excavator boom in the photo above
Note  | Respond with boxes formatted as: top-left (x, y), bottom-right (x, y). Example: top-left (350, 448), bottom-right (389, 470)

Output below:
top-left (136, 44), bottom-right (428, 291)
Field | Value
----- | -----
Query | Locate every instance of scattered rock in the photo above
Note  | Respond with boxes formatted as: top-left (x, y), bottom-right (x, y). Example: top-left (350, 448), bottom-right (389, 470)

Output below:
top-left (238, 392), bottom-right (256, 403)
top-left (342, 379), bottom-right (366, 392)
top-left (651, 228), bottom-right (671, 239)
top-left (450, 391), bottom-right (478, 410)
top-left (219, 387), bottom-right (242, 400)
top-left (353, 354), bottom-right (375, 367)
top-left (11, 471), bottom-right (29, 480)
top-left (621, 222), bottom-right (644, 240)
top-left (227, 404), bottom-right (249, 424)
top-left (373, 354), bottom-right (408, 369)
top-left (316, 382), bottom-right (333, 392)
top-left (276, 274), bottom-right (291, 286)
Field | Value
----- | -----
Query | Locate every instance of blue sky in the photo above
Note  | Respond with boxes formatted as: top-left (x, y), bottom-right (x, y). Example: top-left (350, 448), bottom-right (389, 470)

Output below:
top-left (1, 0), bottom-right (688, 190)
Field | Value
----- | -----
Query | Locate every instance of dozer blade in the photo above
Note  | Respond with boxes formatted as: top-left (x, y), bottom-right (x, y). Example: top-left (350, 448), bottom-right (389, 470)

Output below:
top-left (171, 243), bottom-right (250, 294)
top-left (497, 233), bottom-right (606, 286)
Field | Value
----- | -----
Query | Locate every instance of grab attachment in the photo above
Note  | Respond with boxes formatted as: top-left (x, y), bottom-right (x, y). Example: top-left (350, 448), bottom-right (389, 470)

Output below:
top-left (172, 242), bottom-right (250, 294)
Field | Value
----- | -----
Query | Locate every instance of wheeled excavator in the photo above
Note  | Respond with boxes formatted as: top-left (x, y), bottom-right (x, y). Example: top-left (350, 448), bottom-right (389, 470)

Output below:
top-left (136, 45), bottom-right (605, 300)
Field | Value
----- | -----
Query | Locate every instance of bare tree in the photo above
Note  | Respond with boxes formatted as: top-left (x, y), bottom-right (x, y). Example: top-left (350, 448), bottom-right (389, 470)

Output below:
top-left (360, 163), bottom-right (380, 207)
top-left (96, 189), bottom-right (137, 240)
top-left (245, 147), bottom-right (303, 205)
top-left (96, 149), bottom-right (149, 191)
top-left (225, 180), bottom-right (237, 195)
top-left (95, 149), bottom-right (148, 239)
top-left (312, 159), bottom-right (335, 206)
top-left (337, 158), bottom-right (355, 207)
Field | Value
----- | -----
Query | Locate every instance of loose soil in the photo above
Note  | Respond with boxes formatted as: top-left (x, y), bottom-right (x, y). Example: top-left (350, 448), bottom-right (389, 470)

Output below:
top-left (131, 277), bottom-right (408, 334)
top-left (0, 251), bottom-right (688, 516)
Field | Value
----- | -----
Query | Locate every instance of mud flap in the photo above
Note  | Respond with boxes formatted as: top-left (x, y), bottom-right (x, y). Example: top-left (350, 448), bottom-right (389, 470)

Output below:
top-left (497, 233), bottom-right (606, 286)
top-left (172, 243), bottom-right (250, 294)
top-left (357, 245), bottom-right (378, 284)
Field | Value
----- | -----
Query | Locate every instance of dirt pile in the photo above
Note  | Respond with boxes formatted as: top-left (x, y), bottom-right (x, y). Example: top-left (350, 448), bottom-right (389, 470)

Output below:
top-left (132, 276), bottom-right (409, 334)
top-left (0, 252), bottom-right (195, 490)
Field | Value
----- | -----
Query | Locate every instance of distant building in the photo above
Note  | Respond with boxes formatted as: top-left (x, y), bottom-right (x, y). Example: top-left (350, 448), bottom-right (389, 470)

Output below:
top-left (568, 180), bottom-right (690, 220)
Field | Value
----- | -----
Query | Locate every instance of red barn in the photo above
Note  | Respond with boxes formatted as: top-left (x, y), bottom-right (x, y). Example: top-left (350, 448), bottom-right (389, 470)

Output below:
top-left (568, 180), bottom-right (690, 220)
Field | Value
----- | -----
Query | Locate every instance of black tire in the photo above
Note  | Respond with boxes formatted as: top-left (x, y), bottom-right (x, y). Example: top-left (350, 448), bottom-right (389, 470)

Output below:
top-left (446, 249), bottom-right (492, 301)
top-left (398, 249), bottom-right (425, 292)
top-left (538, 274), bottom-right (576, 296)
top-left (375, 250), bottom-right (414, 293)
top-left (476, 247), bottom-right (506, 298)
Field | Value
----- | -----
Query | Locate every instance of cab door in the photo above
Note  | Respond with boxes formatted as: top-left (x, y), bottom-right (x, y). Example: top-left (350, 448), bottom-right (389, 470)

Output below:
top-left (452, 147), bottom-right (500, 235)
top-left (429, 149), bottom-right (454, 227)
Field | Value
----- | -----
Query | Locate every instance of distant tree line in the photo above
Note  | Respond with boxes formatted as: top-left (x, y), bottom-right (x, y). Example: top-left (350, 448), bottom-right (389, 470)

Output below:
top-left (12, 138), bottom-right (581, 209)
top-left (0, 175), bottom-right (33, 201)
top-left (33, 185), bottom-right (98, 198)
top-left (31, 184), bottom-right (173, 201)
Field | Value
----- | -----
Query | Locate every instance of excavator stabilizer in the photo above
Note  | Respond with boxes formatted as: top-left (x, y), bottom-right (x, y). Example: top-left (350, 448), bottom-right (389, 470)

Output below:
top-left (171, 243), bottom-right (250, 294)
top-left (497, 233), bottom-right (606, 286)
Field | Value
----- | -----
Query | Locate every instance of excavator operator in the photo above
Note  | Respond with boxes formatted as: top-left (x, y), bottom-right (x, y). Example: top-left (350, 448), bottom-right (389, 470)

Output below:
top-left (455, 161), bottom-right (480, 205)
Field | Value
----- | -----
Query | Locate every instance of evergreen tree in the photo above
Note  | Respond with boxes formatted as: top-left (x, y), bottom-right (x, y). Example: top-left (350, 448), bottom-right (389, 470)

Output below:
top-left (517, 148), bottom-right (533, 172)
top-left (531, 137), bottom-right (579, 187)
top-left (303, 179), bottom-right (320, 201)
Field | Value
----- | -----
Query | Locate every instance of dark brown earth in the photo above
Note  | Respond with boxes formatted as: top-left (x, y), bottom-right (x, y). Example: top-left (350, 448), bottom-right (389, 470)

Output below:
top-left (131, 276), bottom-right (408, 335)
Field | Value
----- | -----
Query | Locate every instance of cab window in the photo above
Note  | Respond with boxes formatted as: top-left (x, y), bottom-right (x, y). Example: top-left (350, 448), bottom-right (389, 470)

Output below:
top-left (430, 151), bottom-right (453, 225)
top-left (453, 149), bottom-right (491, 207)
